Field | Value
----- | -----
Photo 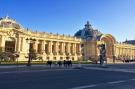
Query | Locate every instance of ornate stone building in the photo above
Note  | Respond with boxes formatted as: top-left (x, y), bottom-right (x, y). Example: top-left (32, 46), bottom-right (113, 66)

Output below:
top-left (0, 16), bottom-right (82, 61)
top-left (124, 40), bottom-right (135, 45)
top-left (0, 16), bottom-right (135, 63)
top-left (75, 21), bottom-right (135, 63)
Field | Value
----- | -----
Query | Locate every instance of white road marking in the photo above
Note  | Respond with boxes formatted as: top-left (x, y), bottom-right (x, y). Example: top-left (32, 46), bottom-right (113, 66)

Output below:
top-left (85, 67), bottom-right (135, 74)
top-left (130, 78), bottom-right (135, 81)
top-left (107, 80), bottom-right (125, 84)
top-left (70, 84), bottom-right (97, 89)
top-left (0, 69), bottom-right (74, 74)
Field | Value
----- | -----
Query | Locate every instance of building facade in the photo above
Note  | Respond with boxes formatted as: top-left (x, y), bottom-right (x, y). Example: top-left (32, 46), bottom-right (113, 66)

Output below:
top-left (75, 21), bottom-right (135, 63)
top-left (0, 16), bottom-right (82, 61)
top-left (0, 16), bottom-right (135, 63)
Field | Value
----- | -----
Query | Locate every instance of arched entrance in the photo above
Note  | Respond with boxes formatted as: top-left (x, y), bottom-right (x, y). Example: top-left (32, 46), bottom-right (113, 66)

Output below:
top-left (100, 34), bottom-right (116, 63)
top-left (5, 37), bottom-right (15, 52)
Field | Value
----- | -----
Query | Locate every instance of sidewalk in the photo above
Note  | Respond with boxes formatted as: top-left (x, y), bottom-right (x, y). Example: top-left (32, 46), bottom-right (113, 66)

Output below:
top-left (0, 64), bottom-right (77, 72)
top-left (0, 64), bottom-right (135, 74)
top-left (81, 64), bottom-right (135, 74)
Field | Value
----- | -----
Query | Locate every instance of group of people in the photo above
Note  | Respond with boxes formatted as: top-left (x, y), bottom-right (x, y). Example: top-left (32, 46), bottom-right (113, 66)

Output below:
top-left (116, 57), bottom-right (135, 63)
top-left (123, 59), bottom-right (135, 63)
top-left (46, 60), bottom-right (72, 68)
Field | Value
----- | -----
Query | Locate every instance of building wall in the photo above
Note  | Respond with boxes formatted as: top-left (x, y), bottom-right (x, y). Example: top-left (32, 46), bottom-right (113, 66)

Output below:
top-left (114, 43), bottom-right (135, 63)
top-left (82, 34), bottom-right (135, 63)
top-left (0, 27), bottom-right (82, 61)
top-left (0, 17), bottom-right (135, 63)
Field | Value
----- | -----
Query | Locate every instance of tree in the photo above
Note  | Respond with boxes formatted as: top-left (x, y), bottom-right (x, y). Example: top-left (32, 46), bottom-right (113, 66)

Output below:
top-left (0, 52), bottom-right (19, 63)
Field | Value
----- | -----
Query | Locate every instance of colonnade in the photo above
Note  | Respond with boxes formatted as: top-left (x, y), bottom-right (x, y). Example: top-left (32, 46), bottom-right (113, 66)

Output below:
top-left (0, 33), bottom-right (82, 61)
top-left (114, 43), bottom-right (135, 62)
top-left (31, 40), bottom-right (81, 55)
top-left (26, 40), bottom-right (81, 61)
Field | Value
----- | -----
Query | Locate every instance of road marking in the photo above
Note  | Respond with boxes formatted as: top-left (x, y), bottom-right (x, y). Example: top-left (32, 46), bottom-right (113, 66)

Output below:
top-left (85, 67), bottom-right (135, 74)
top-left (107, 80), bottom-right (125, 84)
top-left (0, 69), bottom-right (74, 74)
top-left (130, 78), bottom-right (135, 81)
top-left (70, 84), bottom-right (97, 89)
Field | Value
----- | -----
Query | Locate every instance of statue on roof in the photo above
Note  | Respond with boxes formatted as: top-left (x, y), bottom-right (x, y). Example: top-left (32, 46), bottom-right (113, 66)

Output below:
top-left (0, 15), bottom-right (21, 29)
top-left (85, 21), bottom-right (92, 30)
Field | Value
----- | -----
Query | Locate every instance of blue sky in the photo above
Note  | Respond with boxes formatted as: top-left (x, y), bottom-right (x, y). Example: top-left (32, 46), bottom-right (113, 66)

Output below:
top-left (0, 0), bottom-right (135, 42)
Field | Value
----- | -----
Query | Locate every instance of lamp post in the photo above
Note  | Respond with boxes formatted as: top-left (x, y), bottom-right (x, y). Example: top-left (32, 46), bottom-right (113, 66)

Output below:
top-left (26, 38), bottom-right (36, 66)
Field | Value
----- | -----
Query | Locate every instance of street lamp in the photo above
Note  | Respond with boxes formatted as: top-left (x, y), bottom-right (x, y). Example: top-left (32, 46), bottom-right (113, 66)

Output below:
top-left (26, 38), bottom-right (36, 66)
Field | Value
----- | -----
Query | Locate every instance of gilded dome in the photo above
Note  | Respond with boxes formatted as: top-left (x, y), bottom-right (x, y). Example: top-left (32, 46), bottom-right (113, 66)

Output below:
top-left (74, 21), bottom-right (102, 41)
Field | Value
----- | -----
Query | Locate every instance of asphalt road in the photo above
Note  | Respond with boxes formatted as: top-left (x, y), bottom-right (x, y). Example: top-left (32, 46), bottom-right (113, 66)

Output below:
top-left (0, 65), bottom-right (135, 89)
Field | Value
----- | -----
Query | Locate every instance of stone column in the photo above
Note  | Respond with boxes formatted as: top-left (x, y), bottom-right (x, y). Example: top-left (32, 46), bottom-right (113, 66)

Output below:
top-left (132, 48), bottom-right (133, 57)
top-left (56, 42), bottom-right (59, 55)
top-left (123, 48), bottom-right (125, 56)
top-left (134, 49), bottom-right (135, 57)
top-left (70, 44), bottom-right (73, 55)
top-left (127, 48), bottom-right (129, 57)
top-left (45, 42), bottom-right (49, 55)
top-left (59, 42), bottom-right (65, 55)
top-left (20, 37), bottom-right (26, 52)
top-left (118, 48), bottom-right (121, 56)
top-left (38, 41), bottom-right (43, 54)
top-left (61, 42), bottom-right (65, 55)
top-left (124, 48), bottom-right (126, 56)
top-left (33, 41), bottom-right (38, 53)
top-left (128, 49), bottom-right (130, 58)
top-left (78, 44), bottom-right (81, 54)
top-left (125, 48), bottom-right (127, 56)
top-left (71, 44), bottom-right (74, 55)
top-left (40, 40), bottom-right (46, 61)
top-left (0, 35), bottom-right (5, 52)
top-left (74, 44), bottom-right (77, 55)
top-left (16, 36), bottom-right (21, 52)
top-left (115, 47), bottom-right (118, 57)
top-left (126, 48), bottom-right (128, 58)
top-left (67, 43), bottom-right (71, 55)
top-left (48, 41), bottom-right (53, 55)
top-left (53, 42), bottom-right (58, 55)
top-left (120, 48), bottom-right (122, 56)
top-left (20, 37), bottom-right (25, 52)
top-left (114, 46), bottom-right (116, 56)
top-left (24, 37), bottom-right (30, 53)
top-left (130, 49), bottom-right (132, 59)
top-left (131, 48), bottom-right (133, 57)
top-left (121, 48), bottom-right (123, 56)
top-left (65, 43), bottom-right (68, 54)
top-left (42, 40), bottom-right (46, 54)
top-left (76, 44), bottom-right (79, 54)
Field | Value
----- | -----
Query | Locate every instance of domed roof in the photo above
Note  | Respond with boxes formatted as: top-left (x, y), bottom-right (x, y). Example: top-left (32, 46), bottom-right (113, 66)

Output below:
top-left (0, 15), bottom-right (21, 29)
top-left (74, 21), bottom-right (102, 41)
top-left (123, 40), bottom-right (135, 45)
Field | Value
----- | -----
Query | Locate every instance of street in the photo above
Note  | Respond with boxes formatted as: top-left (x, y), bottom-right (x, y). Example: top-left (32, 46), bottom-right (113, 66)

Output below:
top-left (0, 64), bottom-right (135, 89)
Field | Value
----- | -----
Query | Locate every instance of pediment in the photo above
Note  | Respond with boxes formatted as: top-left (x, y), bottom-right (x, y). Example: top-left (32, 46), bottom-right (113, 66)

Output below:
top-left (0, 27), bottom-right (29, 37)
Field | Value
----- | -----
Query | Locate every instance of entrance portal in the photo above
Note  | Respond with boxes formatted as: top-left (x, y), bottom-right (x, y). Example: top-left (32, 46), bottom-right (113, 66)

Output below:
top-left (5, 41), bottom-right (15, 52)
top-left (100, 34), bottom-right (116, 63)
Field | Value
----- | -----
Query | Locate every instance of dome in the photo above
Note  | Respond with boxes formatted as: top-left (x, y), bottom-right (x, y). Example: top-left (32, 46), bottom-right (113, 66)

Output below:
top-left (0, 15), bottom-right (21, 29)
top-left (74, 21), bottom-right (102, 41)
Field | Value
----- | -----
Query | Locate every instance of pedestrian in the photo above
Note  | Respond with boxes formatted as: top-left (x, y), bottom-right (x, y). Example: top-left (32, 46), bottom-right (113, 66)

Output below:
top-left (58, 60), bottom-right (62, 67)
top-left (69, 60), bottom-right (72, 67)
top-left (47, 60), bottom-right (52, 68)
top-left (63, 60), bottom-right (66, 67)
top-left (51, 60), bottom-right (53, 68)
